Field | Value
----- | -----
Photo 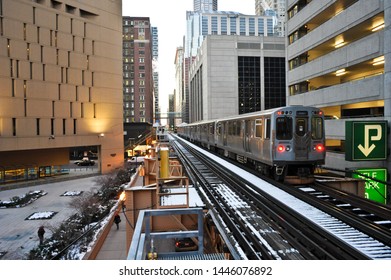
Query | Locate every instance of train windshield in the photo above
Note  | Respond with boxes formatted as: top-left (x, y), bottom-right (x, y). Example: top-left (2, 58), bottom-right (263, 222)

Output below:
top-left (276, 117), bottom-right (293, 140)
top-left (296, 118), bottom-right (307, 137)
top-left (311, 117), bottom-right (323, 139)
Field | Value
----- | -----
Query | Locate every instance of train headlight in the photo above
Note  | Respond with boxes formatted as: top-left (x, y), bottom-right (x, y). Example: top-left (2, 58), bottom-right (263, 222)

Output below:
top-left (314, 144), bottom-right (325, 152)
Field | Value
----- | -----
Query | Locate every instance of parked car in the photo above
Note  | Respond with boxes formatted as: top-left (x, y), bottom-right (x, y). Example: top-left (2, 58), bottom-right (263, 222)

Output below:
top-left (174, 238), bottom-right (198, 252)
top-left (74, 158), bottom-right (95, 166)
top-left (127, 156), bottom-right (145, 164)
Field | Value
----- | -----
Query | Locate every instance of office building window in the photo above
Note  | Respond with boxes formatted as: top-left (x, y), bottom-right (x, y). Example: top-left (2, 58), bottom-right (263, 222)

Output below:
top-left (221, 17), bottom-right (227, 35)
top-left (73, 119), bottom-right (77, 134)
top-left (264, 57), bottom-right (286, 109)
top-left (211, 16), bottom-right (218, 34)
top-left (240, 18), bottom-right (246, 35)
top-left (12, 118), bottom-right (16, 136)
top-left (51, 118), bottom-right (54, 135)
top-left (238, 56), bottom-right (261, 114)
top-left (36, 118), bottom-right (40, 135)
top-left (202, 16), bottom-right (208, 36)
top-left (249, 18), bottom-right (255, 36)
top-left (230, 17), bottom-right (237, 35)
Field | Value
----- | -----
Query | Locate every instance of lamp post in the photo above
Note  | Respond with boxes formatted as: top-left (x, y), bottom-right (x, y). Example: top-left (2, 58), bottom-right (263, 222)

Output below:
top-left (119, 191), bottom-right (126, 212)
top-left (139, 163), bottom-right (145, 186)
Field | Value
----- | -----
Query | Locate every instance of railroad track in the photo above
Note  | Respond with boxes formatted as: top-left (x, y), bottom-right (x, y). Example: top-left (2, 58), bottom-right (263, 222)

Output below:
top-left (171, 134), bottom-right (391, 259)
top-left (292, 182), bottom-right (391, 248)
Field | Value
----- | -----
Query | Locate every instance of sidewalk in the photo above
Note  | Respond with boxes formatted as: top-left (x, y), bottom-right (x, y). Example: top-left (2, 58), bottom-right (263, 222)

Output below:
top-left (93, 171), bottom-right (145, 260)
top-left (93, 211), bottom-right (128, 260)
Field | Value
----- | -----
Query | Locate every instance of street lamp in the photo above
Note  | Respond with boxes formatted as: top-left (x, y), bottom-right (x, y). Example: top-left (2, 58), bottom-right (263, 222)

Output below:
top-left (119, 191), bottom-right (126, 211)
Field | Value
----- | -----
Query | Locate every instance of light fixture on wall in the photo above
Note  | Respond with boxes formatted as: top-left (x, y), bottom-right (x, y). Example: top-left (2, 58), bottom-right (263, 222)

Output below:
top-left (335, 68), bottom-right (346, 76)
top-left (372, 23), bottom-right (384, 32)
top-left (98, 133), bottom-right (105, 138)
top-left (372, 56), bottom-right (384, 66)
top-left (334, 40), bottom-right (345, 48)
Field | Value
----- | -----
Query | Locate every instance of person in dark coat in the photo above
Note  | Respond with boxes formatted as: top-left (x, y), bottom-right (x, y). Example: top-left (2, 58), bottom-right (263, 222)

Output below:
top-left (114, 213), bottom-right (121, 230)
top-left (38, 226), bottom-right (45, 245)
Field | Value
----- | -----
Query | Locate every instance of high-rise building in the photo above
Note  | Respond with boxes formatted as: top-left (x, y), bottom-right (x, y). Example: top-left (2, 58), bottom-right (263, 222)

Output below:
top-left (174, 46), bottom-right (184, 127)
top-left (255, 0), bottom-right (286, 36)
top-left (189, 35), bottom-right (286, 122)
top-left (180, 10), bottom-right (279, 123)
top-left (193, 0), bottom-right (218, 12)
top-left (286, 1), bottom-right (391, 173)
top-left (185, 11), bottom-right (277, 58)
top-left (122, 17), bottom-right (154, 124)
top-left (0, 0), bottom-right (124, 183)
top-left (151, 26), bottom-right (160, 124)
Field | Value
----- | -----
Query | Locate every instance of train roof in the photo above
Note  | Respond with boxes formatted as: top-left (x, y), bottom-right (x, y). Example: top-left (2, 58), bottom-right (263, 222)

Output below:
top-left (182, 105), bottom-right (321, 126)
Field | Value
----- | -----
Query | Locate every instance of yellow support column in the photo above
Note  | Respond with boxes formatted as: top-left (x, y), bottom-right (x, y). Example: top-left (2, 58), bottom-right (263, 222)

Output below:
top-left (159, 147), bottom-right (169, 178)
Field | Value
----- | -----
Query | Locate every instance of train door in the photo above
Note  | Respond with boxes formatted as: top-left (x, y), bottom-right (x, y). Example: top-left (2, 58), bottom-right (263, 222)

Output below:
top-left (263, 117), bottom-right (271, 162)
top-left (244, 120), bottom-right (251, 153)
top-left (294, 117), bottom-right (309, 160)
top-left (223, 122), bottom-right (227, 146)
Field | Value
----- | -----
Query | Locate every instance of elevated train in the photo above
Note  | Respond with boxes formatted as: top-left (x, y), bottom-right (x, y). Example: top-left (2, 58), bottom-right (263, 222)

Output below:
top-left (177, 106), bottom-right (326, 183)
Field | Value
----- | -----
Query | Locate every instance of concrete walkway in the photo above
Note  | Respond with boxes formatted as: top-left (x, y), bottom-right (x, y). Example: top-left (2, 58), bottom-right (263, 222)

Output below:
top-left (93, 171), bottom-right (145, 260)
top-left (93, 210), bottom-right (128, 260)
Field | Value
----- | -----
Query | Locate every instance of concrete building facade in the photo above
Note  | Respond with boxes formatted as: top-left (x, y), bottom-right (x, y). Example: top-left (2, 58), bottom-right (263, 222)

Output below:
top-left (286, 0), bottom-right (391, 172)
top-left (0, 0), bottom-right (124, 183)
top-left (189, 35), bottom-right (285, 122)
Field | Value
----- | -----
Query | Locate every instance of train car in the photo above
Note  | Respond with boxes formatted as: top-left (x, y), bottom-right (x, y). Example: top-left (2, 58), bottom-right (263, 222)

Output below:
top-left (178, 105), bottom-right (325, 183)
top-left (156, 126), bottom-right (169, 142)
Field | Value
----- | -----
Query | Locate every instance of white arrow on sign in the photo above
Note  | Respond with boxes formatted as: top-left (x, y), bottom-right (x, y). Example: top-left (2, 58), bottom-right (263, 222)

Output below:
top-left (358, 124), bottom-right (382, 157)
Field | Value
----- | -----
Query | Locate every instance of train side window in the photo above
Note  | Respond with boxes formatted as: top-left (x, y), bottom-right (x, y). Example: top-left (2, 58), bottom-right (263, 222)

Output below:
top-left (265, 118), bottom-right (271, 139)
top-left (276, 117), bottom-right (293, 140)
top-left (255, 119), bottom-right (262, 138)
top-left (296, 118), bottom-right (307, 136)
top-left (209, 123), bottom-right (214, 135)
top-left (311, 117), bottom-right (323, 139)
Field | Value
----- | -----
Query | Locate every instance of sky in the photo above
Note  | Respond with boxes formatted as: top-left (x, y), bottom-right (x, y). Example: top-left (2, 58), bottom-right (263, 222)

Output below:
top-left (122, 0), bottom-right (255, 113)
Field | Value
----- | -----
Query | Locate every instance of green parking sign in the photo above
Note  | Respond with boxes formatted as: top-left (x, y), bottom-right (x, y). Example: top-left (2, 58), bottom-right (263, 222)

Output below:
top-left (345, 121), bottom-right (388, 161)
top-left (351, 168), bottom-right (387, 204)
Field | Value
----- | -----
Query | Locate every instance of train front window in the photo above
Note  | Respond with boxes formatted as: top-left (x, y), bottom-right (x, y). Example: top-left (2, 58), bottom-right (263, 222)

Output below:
top-left (276, 117), bottom-right (293, 140)
top-left (311, 117), bottom-right (323, 139)
top-left (296, 118), bottom-right (307, 137)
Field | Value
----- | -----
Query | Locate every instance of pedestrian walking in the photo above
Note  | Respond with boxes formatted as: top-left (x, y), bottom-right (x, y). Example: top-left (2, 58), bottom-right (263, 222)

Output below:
top-left (38, 226), bottom-right (45, 245)
top-left (114, 213), bottom-right (121, 230)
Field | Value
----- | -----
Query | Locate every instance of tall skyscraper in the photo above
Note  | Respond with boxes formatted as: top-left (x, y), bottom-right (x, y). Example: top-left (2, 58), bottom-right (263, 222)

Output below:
top-left (255, 0), bottom-right (286, 36)
top-left (151, 26), bottom-right (160, 124)
top-left (122, 17), bottom-right (154, 124)
top-left (193, 0), bottom-right (218, 12)
top-left (0, 0), bottom-right (124, 182)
